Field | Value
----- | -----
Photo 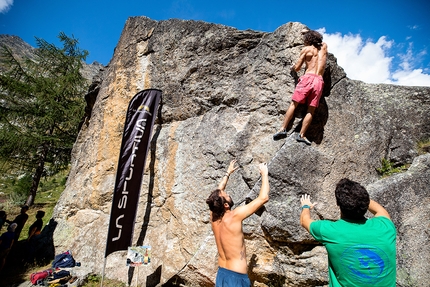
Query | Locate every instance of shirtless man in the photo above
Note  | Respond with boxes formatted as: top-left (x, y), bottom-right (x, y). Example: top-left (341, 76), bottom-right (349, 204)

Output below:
top-left (206, 160), bottom-right (270, 287)
top-left (273, 29), bottom-right (328, 145)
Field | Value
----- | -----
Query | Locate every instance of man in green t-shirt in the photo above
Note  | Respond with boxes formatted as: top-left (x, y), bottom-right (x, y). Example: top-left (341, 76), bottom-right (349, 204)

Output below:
top-left (300, 178), bottom-right (396, 286)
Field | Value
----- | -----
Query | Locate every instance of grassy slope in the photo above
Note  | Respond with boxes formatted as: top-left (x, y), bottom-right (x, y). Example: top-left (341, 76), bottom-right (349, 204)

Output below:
top-left (0, 169), bottom-right (126, 286)
top-left (0, 169), bottom-right (66, 239)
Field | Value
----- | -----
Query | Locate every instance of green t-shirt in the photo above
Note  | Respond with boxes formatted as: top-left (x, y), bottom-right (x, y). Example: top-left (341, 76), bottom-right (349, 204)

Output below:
top-left (310, 216), bottom-right (396, 287)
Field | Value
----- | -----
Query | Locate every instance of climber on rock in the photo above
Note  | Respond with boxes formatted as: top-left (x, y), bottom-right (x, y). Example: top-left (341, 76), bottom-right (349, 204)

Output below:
top-left (273, 29), bottom-right (328, 145)
top-left (206, 159), bottom-right (270, 287)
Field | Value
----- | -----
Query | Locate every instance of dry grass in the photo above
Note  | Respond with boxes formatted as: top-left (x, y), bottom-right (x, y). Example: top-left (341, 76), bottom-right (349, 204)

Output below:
top-left (417, 138), bottom-right (430, 155)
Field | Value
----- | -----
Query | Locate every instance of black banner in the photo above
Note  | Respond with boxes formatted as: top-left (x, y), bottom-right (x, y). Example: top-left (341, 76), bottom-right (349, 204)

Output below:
top-left (105, 89), bottom-right (162, 257)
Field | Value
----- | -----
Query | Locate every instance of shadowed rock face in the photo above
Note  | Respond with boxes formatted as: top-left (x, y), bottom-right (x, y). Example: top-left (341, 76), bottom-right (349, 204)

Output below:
top-left (51, 17), bottom-right (430, 286)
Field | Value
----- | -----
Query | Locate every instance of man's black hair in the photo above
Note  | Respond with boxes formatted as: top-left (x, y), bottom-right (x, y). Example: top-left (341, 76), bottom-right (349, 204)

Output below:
top-left (335, 178), bottom-right (370, 220)
top-left (206, 189), bottom-right (233, 222)
top-left (303, 30), bottom-right (323, 48)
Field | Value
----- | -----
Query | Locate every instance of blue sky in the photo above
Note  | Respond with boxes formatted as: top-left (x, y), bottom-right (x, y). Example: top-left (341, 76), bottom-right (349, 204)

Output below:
top-left (1, 0), bottom-right (429, 86)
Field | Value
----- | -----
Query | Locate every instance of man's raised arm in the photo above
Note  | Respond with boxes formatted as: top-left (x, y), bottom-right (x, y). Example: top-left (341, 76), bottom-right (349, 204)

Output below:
top-left (218, 159), bottom-right (239, 191)
top-left (368, 199), bottom-right (391, 219)
top-left (234, 163), bottom-right (269, 220)
top-left (300, 194), bottom-right (316, 233)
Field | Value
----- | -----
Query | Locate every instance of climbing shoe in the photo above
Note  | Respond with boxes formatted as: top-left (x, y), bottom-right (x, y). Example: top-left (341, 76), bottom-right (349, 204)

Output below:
top-left (273, 130), bottom-right (288, 141)
top-left (296, 133), bottom-right (311, 145)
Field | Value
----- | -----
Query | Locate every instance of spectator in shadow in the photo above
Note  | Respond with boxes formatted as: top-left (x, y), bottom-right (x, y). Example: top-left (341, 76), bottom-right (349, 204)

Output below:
top-left (27, 210), bottom-right (45, 241)
top-left (26, 210), bottom-right (45, 265)
top-left (6, 205), bottom-right (29, 241)
top-left (0, 223), bottom-right (17, 271)
top-left (0, 211), bottom-right (7, 231)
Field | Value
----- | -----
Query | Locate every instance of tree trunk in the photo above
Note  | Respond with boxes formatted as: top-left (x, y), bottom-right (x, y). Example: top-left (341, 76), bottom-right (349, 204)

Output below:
top-left (25, 143), bottom-right (49, 206)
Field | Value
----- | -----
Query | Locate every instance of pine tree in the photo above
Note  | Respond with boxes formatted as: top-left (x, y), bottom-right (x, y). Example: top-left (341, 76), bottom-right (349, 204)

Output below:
top-left (0, 32), bottom-right (89, 206)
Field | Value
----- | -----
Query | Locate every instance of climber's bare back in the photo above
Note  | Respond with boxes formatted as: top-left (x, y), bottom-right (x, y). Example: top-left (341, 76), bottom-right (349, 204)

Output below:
top-left (301, 42), bottom-right (327, 76)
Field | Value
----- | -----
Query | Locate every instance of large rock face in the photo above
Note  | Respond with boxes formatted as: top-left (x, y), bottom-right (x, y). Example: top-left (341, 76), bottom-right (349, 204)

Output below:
top-left (52, 17), bottom-right (430, 286)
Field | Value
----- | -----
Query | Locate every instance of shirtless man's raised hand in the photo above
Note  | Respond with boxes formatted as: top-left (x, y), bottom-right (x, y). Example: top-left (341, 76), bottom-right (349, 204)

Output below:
top-left (206, 160), bottom-right (270, 287)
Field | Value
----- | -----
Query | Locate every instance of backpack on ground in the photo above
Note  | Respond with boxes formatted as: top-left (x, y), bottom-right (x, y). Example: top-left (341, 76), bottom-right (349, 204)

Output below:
top-left (47, 270), bottom-right (71, 285)
top-left (30, 268), bottom-right (53, 285)
top-left (52, 250), bottom-right (76, 268)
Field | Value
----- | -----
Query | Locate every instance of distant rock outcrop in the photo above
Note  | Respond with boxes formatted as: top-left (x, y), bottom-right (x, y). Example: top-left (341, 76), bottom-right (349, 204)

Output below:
top-left (0, 34), bottom-right (104, 81)
top-left (0, 35), bottom-right (36, 61)
top-left (39, 17), bottom-right (430, 286)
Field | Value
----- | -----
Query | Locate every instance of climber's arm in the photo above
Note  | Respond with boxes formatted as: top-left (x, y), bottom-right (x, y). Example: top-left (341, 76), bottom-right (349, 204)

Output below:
top-left (300, 194), bottom-right (316, 233)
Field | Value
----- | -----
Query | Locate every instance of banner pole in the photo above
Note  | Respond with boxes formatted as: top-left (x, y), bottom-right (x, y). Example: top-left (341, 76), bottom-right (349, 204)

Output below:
top-left (100, 257), bottom-right (107, 287)
top-left (135, 266), bottom-right (139, 287)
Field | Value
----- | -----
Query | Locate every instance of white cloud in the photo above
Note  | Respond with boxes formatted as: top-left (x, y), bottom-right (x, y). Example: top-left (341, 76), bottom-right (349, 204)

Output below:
top-left (391, 68), bottom-right (430, 86)
top-left (319, 28), bottom-right (430, 87)
top-left (0, 0), bottom-right (13, 13)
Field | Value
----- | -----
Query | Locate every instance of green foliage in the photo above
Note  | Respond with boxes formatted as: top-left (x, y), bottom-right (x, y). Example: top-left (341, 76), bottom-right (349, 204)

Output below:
top-left (87, 274), bottom-right (101, 282)
top-left (376, 158), bottom-right (409, 177)
top-left (83, 274), bottom-right (127, 287)
top-left (376, 138), bottom-right (429, 178)
top-left (0, 32), bottom-right (88, 204)
top-left (9, 174), bottom-right (32, 205)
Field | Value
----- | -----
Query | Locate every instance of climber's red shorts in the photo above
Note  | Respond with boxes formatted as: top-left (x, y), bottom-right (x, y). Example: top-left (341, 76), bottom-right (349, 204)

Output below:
top-left (292, 73), bottom-right (324, 107)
